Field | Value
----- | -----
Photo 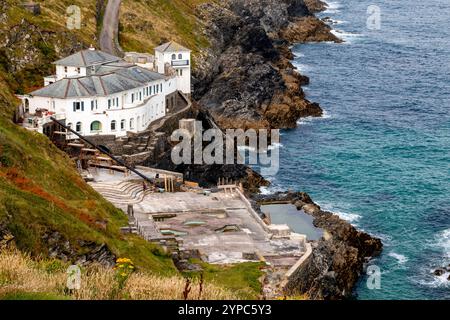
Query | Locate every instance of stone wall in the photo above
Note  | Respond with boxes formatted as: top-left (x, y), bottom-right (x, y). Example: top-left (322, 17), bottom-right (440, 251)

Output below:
top-left (281, 242), bottom-right (313, 295)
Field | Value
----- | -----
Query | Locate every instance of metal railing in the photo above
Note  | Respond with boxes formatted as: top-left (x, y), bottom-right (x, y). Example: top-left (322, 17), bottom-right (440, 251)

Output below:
top-left (171, 60), bottom-right (189, 67)
top-left (50, 117), bottom-right (154, 183)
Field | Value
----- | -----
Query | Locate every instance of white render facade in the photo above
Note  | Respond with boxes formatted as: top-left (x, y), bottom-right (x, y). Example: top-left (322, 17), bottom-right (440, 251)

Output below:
top-left (155, 41), bottom-right (192, 95)
top-left (20, 42), bottom-right (191, 139)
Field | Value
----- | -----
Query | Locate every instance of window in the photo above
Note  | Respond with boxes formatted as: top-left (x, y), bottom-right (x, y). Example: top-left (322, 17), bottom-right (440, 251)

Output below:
top-left (150, 86), bottom-right (152, 95)
top-left (91, 66), bottom-right (95, 73)
top-left (179, 69), bottom-right (183, 76)
top-left (76, 122), bottom-right (82, 133)
top-left (160, 83), bottom-right (163, 91)
top-left (139, 92), bottom-right (142, 101)
top-left (67, 123), bottom-right (73, 130)
top-left (90, 121), bottom-right (102, 132)
top-left (178, 53), bottom-right (182, 59)
top-left (91, 100), bottom-right (94, 111)
top-left (108, 99), bottom-right (112, 109)
top-left (77, 67), bottom-right (81, 74)
top-left (111, 120), bottom-right (116, 131)
top-left (130, 118), bottom-right (135, 130)
top-left (121, 119), bottom-right (126, 130)
top-left (131, 93), bottom-right (135, 103)
top-left (64, 66), bottom-right (68, 73)
top-left (171, 54), bottom-right (176, 60)
top-left (116, 97), bottom-right (119, 107)
top-left (73, 101), bottom-right (84, 112)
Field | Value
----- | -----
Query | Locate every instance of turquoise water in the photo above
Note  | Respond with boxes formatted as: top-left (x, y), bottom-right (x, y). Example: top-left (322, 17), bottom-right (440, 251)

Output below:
top-left (261, 0), bottom-right (450, 299)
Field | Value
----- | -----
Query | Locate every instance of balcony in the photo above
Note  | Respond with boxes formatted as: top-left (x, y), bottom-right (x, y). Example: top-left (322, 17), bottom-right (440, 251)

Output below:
top-left (171, 60), bottom-right (189, 67)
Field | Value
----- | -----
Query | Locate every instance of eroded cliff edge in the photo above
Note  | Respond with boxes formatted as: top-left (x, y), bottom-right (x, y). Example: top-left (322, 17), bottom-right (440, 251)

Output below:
top-left (192, 0), bottom-right (339, 130)
top-left (254, 192), bottom-right (383, 300)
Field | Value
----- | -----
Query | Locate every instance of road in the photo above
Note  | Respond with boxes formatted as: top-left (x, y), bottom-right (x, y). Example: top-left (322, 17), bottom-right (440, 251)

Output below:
top-left (99, 0), bottom-right (123, 56)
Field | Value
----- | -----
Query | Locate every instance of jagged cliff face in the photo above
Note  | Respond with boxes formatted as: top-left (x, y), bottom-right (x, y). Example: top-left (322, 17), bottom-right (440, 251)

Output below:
top-left (192, 0), bottom-right (337, 130)
top-left (0, 0), bottom-right (102, 94)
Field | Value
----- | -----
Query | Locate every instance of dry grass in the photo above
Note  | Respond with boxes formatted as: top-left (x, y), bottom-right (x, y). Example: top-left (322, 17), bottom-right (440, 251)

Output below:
top-left (0, 249), bottom-right (238, 300)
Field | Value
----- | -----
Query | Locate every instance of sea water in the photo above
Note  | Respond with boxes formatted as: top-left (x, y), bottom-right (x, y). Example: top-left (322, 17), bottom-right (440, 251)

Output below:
top-left (262, 0), bottom-right (450, 299)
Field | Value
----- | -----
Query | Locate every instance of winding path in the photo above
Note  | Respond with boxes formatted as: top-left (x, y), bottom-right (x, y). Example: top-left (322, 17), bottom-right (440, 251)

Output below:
top-left (99, 0), bottom-right (123, 56)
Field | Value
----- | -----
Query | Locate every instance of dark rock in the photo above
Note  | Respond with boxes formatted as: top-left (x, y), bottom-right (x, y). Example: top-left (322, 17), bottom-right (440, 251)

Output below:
top-left (433, 268), bottom-right (446, 276)
top-left (254, 191), bottom-right (383, 300)
top-left (193, 0), bottom-right (333, 130)
top-left (41, 231), bottom-right (116, 267)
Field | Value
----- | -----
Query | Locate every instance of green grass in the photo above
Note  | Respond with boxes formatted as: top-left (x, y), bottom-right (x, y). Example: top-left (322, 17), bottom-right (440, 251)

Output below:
top-left (0, 112), bottom-right (176, 274)
top-left (185, 260), bottom-right (264, 299)
top-left (119, 0), bottom-right (211, 65)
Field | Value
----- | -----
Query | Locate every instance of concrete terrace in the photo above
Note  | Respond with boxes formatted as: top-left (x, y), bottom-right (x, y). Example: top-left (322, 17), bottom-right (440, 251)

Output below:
top-left (88, 169), bottom-right (307, 266)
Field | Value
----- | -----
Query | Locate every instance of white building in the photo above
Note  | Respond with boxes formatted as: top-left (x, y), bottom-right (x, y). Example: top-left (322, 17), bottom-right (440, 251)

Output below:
top-left (19, 41), bottom-right (191, 139)
top-left (154, 41), bottom-right (191, 95)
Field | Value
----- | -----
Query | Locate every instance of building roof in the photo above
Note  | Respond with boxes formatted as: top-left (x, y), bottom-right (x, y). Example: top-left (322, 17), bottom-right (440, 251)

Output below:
top-left (53, 49), bottom-right (121, 67)
top-left (154, 41), bottom-right (191, 53)
top-left (29, 64), bottom-right (165, 98)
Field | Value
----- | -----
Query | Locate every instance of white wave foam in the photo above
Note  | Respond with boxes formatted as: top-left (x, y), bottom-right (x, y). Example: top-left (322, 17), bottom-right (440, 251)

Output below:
top-left (297, 110), bottom-right (332, 125)
top-left (259, 185), bottom-right (285, 195)
top-left (333, 20), bottom-right (347, 25)
top-left (388, 252), bottom-right (409, 264)
top-left (413, 229), bottom-right (450, 289)
top-left (415, 269), bottom-right (450, 289)
top-left (291, 60), bottom-right (310, 73)
top-left (268, 142), bottom-right (283, 150)
top-left (331, 30), bottom-right (365, 44)
top-left (317, 202), bottom-right (362, 223)
top-left (437, 228), bottom-right (450, 259)
top-left (323, 1), bottom-right (341, 14)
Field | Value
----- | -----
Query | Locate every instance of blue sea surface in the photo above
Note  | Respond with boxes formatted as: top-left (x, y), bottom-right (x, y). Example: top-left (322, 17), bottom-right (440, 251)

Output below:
top-left (261, 0), bottom-right (450, 299)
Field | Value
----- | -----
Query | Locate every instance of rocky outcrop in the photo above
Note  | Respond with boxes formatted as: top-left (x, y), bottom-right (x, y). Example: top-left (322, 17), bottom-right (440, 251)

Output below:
top-left (253, 192), bottom-right (383, 299)
top-left (303, 0), bottom-right (328, 13)
top-left (42, 231), bottom-right (116, 267)
top-left (149, 107), bottom-right (270, 192)
top-left (192, 0), bottom-right (338, 130)
top-left (0, 2), bottom-right (85, 94)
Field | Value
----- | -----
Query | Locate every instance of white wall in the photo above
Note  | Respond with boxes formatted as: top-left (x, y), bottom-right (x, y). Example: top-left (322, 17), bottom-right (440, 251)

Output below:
top-left (56, 65), bottom-right (87, 80)
top-left (155, 50), bottom-right (191, 94)
top-left (23, 76), bottom-right (178, 139)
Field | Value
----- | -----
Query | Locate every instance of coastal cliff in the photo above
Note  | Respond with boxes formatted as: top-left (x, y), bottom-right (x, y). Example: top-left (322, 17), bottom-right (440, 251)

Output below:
top-left (254, 192), bottom-right (383, 300)
top-left (192, 0), bottom-right (339, 130)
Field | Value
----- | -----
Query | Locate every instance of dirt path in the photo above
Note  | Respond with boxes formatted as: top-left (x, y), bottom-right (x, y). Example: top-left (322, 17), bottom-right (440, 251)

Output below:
top-left (99, 0), bottom-right (123, 56)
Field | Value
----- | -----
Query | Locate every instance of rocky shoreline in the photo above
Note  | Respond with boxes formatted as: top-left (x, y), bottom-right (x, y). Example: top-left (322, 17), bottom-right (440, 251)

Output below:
top-left (182, 0), bottom-right (384, 299)
top-left (253, 192), bottom-right (383, 299)
top-left (192, 0), bottom-right (339, 130)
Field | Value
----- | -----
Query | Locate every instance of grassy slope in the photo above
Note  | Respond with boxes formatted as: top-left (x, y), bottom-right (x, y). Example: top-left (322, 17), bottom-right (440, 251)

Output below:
top-left (0, 249), bottom-right (238, 300)
top-left (0, 1), bottom-right (175, 275)
top-left (119, 0), bottom-right (211, 60)
top-left (0, 1), bottom-right (263, 299)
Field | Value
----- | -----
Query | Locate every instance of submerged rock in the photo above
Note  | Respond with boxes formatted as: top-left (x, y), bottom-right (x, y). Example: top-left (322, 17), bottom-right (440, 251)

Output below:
top-left (433, 268), bottom-right (446, 277)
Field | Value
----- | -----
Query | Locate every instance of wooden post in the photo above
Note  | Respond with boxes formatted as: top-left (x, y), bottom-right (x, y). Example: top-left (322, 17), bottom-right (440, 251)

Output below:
top-left (127, 204), bottom-right (134, 217)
